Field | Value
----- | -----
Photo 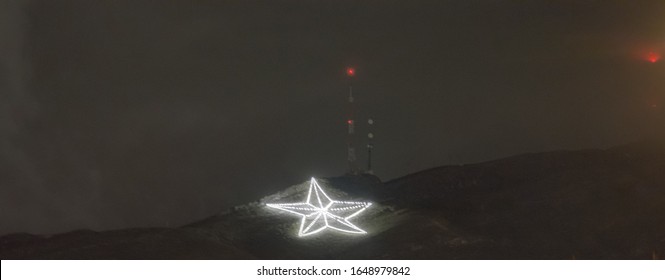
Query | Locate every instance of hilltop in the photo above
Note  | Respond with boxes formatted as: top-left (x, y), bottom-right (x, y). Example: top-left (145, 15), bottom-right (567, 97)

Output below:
top-left (2, 141), bottom-right (664, 259)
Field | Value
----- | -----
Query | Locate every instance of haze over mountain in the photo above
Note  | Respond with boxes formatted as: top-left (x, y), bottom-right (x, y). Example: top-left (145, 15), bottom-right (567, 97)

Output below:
top-left (2, 140), bottom-right (663, 259)
top-left (2, 0), bottom-right (664, 236)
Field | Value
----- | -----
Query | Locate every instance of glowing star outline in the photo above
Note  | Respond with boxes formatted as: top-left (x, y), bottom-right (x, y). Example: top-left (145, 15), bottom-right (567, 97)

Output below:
top-left (266, 178), bottom-right (372, 237)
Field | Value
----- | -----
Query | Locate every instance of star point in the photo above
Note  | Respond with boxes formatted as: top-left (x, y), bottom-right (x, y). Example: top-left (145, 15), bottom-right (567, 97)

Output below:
top-left (266, 178), bottom-right (372, 237)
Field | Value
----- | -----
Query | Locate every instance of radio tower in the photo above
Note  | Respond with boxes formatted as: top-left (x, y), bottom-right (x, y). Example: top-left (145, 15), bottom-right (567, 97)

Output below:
top-left (346, 67), bottom-right (358, 174)
top-left (367, 118), bottom-right (374, 174)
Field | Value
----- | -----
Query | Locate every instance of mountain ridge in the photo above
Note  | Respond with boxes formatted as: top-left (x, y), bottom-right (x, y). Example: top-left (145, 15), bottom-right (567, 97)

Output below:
top-left (2, 142), bottom-right (664, 259)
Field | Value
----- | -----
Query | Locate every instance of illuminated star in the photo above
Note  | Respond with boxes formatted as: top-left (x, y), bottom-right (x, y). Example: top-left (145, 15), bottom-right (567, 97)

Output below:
top-left (266, 178), bottom-right (372, 237)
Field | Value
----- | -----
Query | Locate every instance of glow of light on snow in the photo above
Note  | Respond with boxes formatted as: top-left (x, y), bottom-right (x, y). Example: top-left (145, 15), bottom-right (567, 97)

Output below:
top-left (266, 178), bottom-right (372, 237)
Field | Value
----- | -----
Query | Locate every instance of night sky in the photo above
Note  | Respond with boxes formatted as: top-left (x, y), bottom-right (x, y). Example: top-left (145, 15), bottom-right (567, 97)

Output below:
top-left (1, 0), bottom-right (663, 234)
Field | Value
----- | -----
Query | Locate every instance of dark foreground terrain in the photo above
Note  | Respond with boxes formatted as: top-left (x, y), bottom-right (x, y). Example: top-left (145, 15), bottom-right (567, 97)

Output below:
top-left (2, 140), bottom-right (664, 259)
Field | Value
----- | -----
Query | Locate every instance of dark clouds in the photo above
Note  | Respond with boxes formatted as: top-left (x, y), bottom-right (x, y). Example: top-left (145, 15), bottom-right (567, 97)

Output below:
top-left (1, 0), bottom-right (664, 234)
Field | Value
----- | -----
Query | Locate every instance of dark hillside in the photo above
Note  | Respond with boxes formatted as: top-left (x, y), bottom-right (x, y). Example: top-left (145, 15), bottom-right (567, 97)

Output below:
top-left (2, 141), bottom-right (664, 259)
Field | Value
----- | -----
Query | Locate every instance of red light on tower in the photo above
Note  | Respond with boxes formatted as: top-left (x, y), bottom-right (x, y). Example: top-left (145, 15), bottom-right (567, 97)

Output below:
top-left (647, 52), bottom-right (660, 63)
top-left (346, 67), bottom-right (355, 77)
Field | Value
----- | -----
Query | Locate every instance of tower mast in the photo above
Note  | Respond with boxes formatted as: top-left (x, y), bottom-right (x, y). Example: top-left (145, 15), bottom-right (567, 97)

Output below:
top-left (346, 67), bottom-right (357, 174)
top-left (367, 118), bottom-right (374, 174)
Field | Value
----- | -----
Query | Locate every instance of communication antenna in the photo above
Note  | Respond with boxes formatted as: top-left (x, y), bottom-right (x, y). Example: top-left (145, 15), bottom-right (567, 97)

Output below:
top-left (346, 67), bottom-right (358, 174)
top-left (367, 118), bottom-right (374, 174)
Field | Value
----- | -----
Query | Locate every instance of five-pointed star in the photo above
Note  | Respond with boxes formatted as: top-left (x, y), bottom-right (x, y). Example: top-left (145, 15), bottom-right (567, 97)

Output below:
top-left (266, 178), bottom-right (372, 237)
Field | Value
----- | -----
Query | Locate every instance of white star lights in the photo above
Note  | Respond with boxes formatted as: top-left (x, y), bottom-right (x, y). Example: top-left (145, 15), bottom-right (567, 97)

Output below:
top-left (266, 178), bottom-right (372, 237)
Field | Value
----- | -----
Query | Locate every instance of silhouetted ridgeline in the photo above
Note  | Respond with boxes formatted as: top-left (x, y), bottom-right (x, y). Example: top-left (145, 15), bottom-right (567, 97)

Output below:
top-left (2, 140), bottom-right (664, 259)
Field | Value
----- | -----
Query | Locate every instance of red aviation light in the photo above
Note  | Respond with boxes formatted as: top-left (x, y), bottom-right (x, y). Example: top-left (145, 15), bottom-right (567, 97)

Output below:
top-left (347, 120), bottom-right (354, 125)
top-left (646, 52), bottom-right (660, 63)
top-left (346, 67), bottom-right (356, 77)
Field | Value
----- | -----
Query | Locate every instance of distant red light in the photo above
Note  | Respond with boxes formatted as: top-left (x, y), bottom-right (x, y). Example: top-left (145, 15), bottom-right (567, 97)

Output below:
top-left (346, 67), bottom-right (355, 77)
top-left (347, 120), bottom-right (354, 124)
top-left (647, 52), bottom-right (660, 63)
